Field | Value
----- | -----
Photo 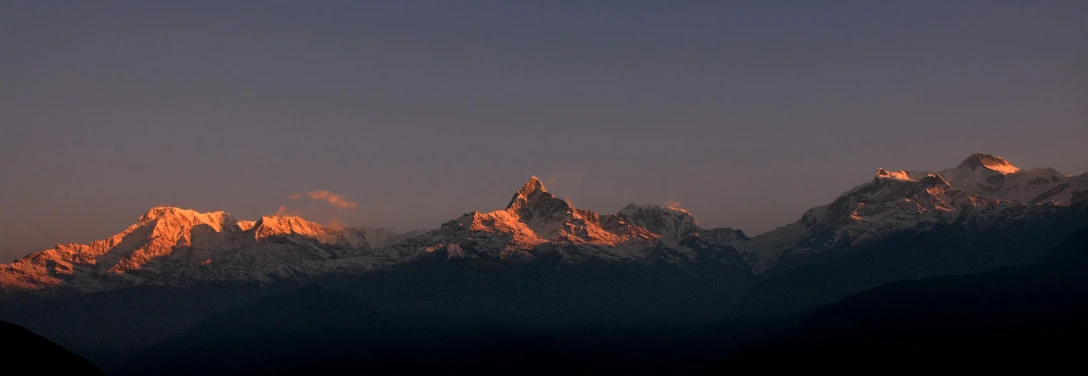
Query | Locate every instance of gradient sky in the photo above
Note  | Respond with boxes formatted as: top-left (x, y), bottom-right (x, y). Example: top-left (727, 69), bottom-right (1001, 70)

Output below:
top-left (2, 1), bottom-right (1086, 260)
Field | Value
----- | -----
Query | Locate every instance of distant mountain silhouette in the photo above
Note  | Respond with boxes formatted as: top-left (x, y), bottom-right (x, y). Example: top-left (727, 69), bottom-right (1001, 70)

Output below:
top-left (737, 202), bottom-right (1088, 317)
top-left (0, 321), bottom-right (105, 374)
top-left (122, 223), bottom-right (1088, 374)
top-left (719, 227), bottom-right (1088, 370)
top-left (0, 283), bottom-right (296, 369)
top-left (124, 285), bottom-right (664, 375)
top-left (120, 255), bottom-right (777, 375)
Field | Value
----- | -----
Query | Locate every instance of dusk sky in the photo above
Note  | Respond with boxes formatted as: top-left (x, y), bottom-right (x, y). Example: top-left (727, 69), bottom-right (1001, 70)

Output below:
top-left (2, 1), bottom-right (1086, 260)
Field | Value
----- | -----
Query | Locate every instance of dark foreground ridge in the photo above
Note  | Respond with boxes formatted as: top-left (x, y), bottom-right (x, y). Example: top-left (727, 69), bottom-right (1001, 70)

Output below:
top-left (718, 227), bottom-right (1088, 371)
top-left (0, 321), bottom-right (105, 375)
top-left (75, 227), bottom-right (1088, 374)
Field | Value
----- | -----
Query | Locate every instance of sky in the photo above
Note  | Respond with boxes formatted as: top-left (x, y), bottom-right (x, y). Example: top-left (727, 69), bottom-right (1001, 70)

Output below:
top-left (2, 1), bottom-right (1086, 261)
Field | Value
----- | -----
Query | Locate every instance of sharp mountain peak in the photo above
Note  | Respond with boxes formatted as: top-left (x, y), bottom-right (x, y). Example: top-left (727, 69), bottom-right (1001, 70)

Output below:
top-left (518, 176), bottom-right (547, 194)
top-left (957, 152), bottom-right (1020, 174)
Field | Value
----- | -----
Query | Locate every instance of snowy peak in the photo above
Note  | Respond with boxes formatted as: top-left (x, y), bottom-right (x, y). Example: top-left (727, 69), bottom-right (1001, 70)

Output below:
top-left (252, 215), bottom-right (327, 238)
top-left (506, 176), bottom-right (548, 209)
top-left (138, 205), bottom-right (184, 223)
top-left (249, 215), bottom-right (376, 248)
top-left (237, 220), bottom-right (256, 231)
top-left (875, 168), bottom-right (912, 181)
top-left (505, 176), bottom-right (573, 223)
top-left (747, 152), bottom-right (1086, 271)
top-left (957, 153), bottom-right (1020, 174)
top-left (917, 174), bottom-right (952, 188)
top-left (934, 153), bottom-right (1084, 204)
top-left (129, 206), bottom-right (250, 251)
top-left (0, 206), bottom-right (420, 292)
top-left (872, 169), bottom-right (950, 187)
top-left (137, 206), bottom-right (236, 229)
top-left (400, 178), bottom-right (709, 264)
top-left (617, 204), bottom-right (701, 240)
top-left (521, 176), bottom-right (547, 194)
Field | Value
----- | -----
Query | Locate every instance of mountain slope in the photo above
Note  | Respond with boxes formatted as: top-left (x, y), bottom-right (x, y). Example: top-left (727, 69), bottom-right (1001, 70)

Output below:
top-left (743, 153), bottom-right (1088, 271)
top-left (931, 152), bottom-right (1085, 203)
top-left (0, 207), bottom-right (405, 293)
top-left (126, 282), bottom-right (750, 375)
top-left (0, 320), bottom-right (105, 374)
top-left (720, 227), bottom-right (1088, 370)
top-left (126, 286), bottom-right (580, 375)
top-left (382, 176), bottom-right (749, 273)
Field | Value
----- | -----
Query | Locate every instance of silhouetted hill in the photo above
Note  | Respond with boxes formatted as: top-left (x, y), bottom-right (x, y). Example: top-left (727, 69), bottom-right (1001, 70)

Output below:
top-left (719, 227), bottom-right (1088, 370)
top-left (0, 283), bottom-right (294, 369)
top-left (0, 321), bottom-right (105, 374)
top-left (738, 204), bottom-right (1088, 317)
top-left (123, 272), bottom-right (768, 375)
top-left (124, 286), bottom-right (628, 375)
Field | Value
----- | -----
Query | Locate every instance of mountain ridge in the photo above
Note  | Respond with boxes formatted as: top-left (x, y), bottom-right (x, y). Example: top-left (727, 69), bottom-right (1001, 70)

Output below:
top-left (2, 153), bottom-right (1086, 294)
top-left (0, 321), bottom-right (105, 374)
top-left (743, 153), bottom-right (1088, 271)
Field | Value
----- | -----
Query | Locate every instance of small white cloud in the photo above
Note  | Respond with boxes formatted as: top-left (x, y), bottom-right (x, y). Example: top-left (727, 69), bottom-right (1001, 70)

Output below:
top-left (326, 218), bottom-right (345, 230)
top-left (289, 190), bottom-right (358, 209)
top-left (275, 205), bottom-right (291, 216)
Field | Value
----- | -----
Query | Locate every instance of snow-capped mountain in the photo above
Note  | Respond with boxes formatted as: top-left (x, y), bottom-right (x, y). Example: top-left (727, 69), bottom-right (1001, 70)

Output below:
top-left (617, 204), bottom-right (701, 241)
top-left (913, 153), bottom-right (1086, 204)
top-left (0, 177), bottom-right (747, 293)
top-left (743, 153), bottom-right (1088, 271)
top-left (0, 207), bottom-right (390, 292)
top-left (1, 153), bottom-right (1085, 294)
top-left (367, 176), bottom-right (747, 269)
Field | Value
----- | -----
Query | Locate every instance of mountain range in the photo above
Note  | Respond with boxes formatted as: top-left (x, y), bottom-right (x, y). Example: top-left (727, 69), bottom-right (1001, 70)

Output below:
top-left (2, 153), bottom-right (1085, 295)
top-left (2, 152), bottom-right (1087, 373)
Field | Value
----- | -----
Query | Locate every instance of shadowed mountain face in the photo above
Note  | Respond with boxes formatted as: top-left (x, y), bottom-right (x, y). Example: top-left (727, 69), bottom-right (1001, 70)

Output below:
top-left (123, 284), bottom-right (759, 376)
top-left (118, 228), bottom-right (1088, 374)
top-left (0, 283), bottom-right (299, 369)
top-left (0, 321), bottom-right (105, 375)
top-left (126, 287), bottom-right (559, 375)
top-left (736, 201), bottom-right (1088, 317)
top-left (719, 228), bottom-right (1088, 370)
